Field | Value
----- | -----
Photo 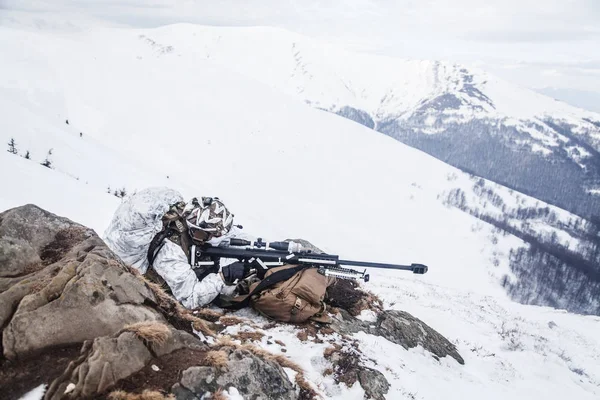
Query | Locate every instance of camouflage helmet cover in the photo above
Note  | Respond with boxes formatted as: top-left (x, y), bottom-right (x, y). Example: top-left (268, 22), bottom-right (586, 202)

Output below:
top-left (185, 197), bottom-right (234, 240)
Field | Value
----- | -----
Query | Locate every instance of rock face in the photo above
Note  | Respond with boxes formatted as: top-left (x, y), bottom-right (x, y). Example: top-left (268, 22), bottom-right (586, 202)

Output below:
top-left (332, 309), bottom-right (465, 365)
top-left (0, 204), bottom-right (163, 360)
top-left (357, 368), bottom-right (390, 400)
top-left (0, 205), bottom-right (301, 400)
top-left (172, 348), bottom-right (297, 400)
top-left (45, 325), bottom-right (206, 400)
top-left (376, 311), bottom-right (464, 364)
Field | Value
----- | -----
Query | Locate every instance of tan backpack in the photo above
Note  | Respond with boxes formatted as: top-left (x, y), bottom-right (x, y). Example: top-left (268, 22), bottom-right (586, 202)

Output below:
top-left (218, 265), bottom-right (335, 323)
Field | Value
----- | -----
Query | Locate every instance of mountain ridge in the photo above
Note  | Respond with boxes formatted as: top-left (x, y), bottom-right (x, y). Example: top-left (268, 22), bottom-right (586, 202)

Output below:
top-left (150, 23), bottom-right (600, 218)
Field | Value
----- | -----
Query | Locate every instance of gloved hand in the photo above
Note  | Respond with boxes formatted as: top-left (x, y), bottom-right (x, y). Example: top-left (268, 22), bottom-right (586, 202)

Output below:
top-left (220, 262), bottom-right (248, 285)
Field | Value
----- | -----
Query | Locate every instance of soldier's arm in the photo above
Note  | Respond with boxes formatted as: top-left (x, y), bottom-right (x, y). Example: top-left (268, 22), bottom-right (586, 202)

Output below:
top-left (152, 240), bottom-right (232, 308)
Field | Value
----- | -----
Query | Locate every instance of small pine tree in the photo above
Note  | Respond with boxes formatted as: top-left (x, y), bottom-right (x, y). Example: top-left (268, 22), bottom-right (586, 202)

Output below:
top-left (107, 186), bottom-right (111, 194)
top-left (40, 149), bottom-right (53, 168)
top-left (112, 187), bottom-right (128, 199)
top-left (24, 150), bottom-right (30, 159)
top-left (7, 138), bottom-right (18, 154)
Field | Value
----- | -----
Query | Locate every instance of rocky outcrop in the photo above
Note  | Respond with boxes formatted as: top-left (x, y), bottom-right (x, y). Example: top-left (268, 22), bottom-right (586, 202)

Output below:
top-left (332, 309), bottom-right (465, 365)
top-left (0, 205), bottom-right (301, 400)
top-left (0, 205), bottom-right (213, 399)
top-left (45, 324), bottom-right (205, 400)
top-left (357, 368), bottom-right (390, 400)
top-left (172, 348), bottom-right (297, 400)
top-left (0, 204), bottom-right (163, 360)
top-left (323, 343), bottom-right (390, 400)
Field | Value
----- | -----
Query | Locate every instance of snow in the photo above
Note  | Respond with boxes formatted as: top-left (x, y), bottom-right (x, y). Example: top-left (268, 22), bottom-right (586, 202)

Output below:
top-left (1, 6), bottom-right (599, 400)
top-left (129, 23), bottom-right (600, 127)
top-left (222, 386), bottom-right (244, 400)
top-left (366, 276), bottom-right (600, 399)
top-left (18, 385), bottom-right (46, 400)
top-left (0, 22), bottom-right (518, 296)
top-left (531, 143), bottom-right (553, 156)
top-left (223, 283), bottom-right (600, 400)
top-left (0, 152), bottom-right (120, 234)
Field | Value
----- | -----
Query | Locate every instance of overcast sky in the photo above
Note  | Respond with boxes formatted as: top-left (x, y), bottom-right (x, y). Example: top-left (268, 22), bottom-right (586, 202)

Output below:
top-left (2, 0), bottom-right (600, 109)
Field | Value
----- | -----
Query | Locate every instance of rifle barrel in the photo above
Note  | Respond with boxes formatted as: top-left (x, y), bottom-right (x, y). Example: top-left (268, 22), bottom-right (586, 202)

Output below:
top-left (338, 259), bottom-right (411, 270)
top-left (338, 260), bottom-right (427, 274)
top-left (198, 246), bottom-right (428, 274)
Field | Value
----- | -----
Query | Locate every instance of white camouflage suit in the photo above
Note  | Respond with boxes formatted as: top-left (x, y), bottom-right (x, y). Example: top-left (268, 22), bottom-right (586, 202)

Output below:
top-left (103, 187), bottom-right (240, 308)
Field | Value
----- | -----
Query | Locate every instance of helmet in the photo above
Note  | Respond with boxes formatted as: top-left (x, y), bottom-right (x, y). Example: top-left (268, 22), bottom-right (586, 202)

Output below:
top-left (185, 197), bottom-right (234, 242)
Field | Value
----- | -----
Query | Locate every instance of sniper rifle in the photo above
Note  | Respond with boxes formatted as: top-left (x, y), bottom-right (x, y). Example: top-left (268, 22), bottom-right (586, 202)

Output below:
top-left (191, 238), bottom-right (428, 282)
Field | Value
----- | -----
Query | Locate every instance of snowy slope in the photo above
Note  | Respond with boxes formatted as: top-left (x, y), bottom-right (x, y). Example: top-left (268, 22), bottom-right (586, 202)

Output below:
top-left (1, 12), bottom-right (600, 400)
top-left (0, 24), bottom-right (515, 296)
top-left (144, 24), bottom-right (600, 139)
top-left (139, 24), bottom-right (600, 217)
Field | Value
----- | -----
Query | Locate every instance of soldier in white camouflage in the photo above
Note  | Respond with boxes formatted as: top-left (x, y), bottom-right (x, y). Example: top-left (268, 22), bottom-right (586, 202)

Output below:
top-left (104, 187), bottom-right (249, 308)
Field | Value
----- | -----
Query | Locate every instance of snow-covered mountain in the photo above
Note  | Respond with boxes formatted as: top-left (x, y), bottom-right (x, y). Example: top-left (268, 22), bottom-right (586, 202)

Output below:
top-left (1, 11), bottom-right (599, 400)
top-left (149, 24), bottom-right (600, 219)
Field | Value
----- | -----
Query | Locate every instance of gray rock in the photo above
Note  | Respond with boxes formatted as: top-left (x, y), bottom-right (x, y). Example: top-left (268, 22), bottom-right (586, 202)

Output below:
top-left (50, 331), bottom-right (153, 399)
top-left (0, 204), bottom-right (74, 279)
top-left (358, 368), bottom-right (390, 400)
top-left (0, 205), bottom-right (211, 399)
top-left (45, 325), bottom-right (206, 399)
top-left (0, 205), bottom-right (164, 360)
top-left (175, 348), bottom-right (297, 400)
top-left (151, 328), bottom-right (206, 357)
top-left (171, 383), bottom-right (198, 400)
top-left (332, 309), bottom-right (464, 365)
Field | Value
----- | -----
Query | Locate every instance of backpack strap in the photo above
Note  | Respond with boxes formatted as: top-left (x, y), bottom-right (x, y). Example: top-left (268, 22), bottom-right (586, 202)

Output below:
top-left (147, 227), bottom-right (176, 267)
top-left (147, 215), bottom-right (193, 267)
top-left (215, 265), bottom-right (309, 310)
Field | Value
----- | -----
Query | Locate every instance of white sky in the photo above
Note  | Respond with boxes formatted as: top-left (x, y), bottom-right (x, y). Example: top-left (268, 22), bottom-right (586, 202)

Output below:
top-left (2, 0), bottom-right (599, 96)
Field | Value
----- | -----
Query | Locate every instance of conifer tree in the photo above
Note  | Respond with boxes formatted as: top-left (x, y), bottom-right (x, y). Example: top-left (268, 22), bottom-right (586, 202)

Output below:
top-left (41, 149), bottom-right (53, 168)
top-left (7, 138), bottom-right (17, 154)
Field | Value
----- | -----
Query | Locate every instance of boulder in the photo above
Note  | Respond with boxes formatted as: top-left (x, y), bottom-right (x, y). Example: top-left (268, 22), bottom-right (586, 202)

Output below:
top-left (45, 324), bottom-right (205, 399)
top-left (0, 205), bottom-right (164, 360)
top-left (173, 348), bottom-right (297, 400)
top-left (357, 368), bottom-right (390, 400)
top-left (332, 309), bottom-right (464, 365)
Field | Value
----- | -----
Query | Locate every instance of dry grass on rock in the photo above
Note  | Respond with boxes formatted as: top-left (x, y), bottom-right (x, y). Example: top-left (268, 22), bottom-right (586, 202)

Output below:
top-left (194, 308), bottom-right (224, 322)
top-left (218, 316), bottom-right (246, 326)
top-left (322, 344), bottom-right (362, 387)
top-left (296, 330), bottom-right (309, 342)
top-left (213, 336), bottom-right (320, 399)
top-left (211, 388), bottom-right (228, 400)
top-left (108, 389), bottom-right (175, 400)
top-left (135, 273), bottom-right (215, 337)
top-left (202, 350), bottom-right (230, 369)
top-left (325, 279), bottom-right (383, 316)
top-left (123, 322), bottom-right (171, 346)
top-left (233, 331), bottom-right (265, 343)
